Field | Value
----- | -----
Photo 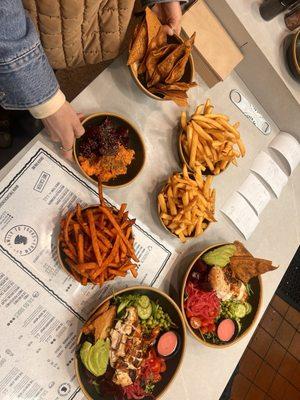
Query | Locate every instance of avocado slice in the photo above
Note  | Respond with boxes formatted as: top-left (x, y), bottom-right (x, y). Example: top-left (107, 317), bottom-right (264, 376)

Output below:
top-left (80, 341), bottom-right (92, 369)
top-left (81, 339), bottom-right (110, 377)
top-left (202, 244), bottom-right (236, 267)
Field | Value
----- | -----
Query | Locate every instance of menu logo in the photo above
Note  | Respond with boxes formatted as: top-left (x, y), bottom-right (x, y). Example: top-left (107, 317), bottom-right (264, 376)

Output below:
top-left (33, 171), bottom-right (50, 193)
top-left (4, 225), bottom-right (38, 256)
top-left (57, 383), bottom-right (71, 396)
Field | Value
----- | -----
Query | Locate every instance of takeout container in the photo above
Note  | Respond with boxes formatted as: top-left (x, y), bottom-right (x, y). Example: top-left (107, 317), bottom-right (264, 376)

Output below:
top-left (177, 129), bottom-right (229, 176)
top-left (157, 173), bottom-right (211, 240)
top-left (129, 34), bottom-right (195, 101)
top-left (75, 285), bottom-right (186, 400)
top-left (181, 1), bottom-right (243, 88)
top-left (74, 113), bottom-right (146, 188)
top-left (181, 243), bottom-right (262, 348)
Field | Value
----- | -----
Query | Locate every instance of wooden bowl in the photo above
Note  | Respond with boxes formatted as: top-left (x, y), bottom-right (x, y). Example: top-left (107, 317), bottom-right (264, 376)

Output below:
top-left (129, 35), bottom-right (195, 102)
top-left (74, 113), bottom-right (146, 188)
top-left (75, 285), bottom-right (186, 400)
top-left (57, 205), bottom-right (132, 285)
top-left (178, 130), bottom-right (229, 175)
top-left (157, 173), bottom-right (211, 240)
top-left (181, 243), bottom-right (262, 348)
top-left (284, 29), bottom-right (300, 82)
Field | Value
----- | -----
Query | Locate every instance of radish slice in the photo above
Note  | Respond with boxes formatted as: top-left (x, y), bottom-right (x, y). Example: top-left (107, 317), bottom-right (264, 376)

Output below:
top-left (217, 319), bottom-right (236, 342)
top-left (157, 331), bottom-right (178, 357)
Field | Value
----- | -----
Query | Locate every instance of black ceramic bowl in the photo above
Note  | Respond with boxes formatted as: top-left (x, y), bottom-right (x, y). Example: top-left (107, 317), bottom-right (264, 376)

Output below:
top-left (284, 30), bottom-right (300, 82)
top-left (74, 113), bottom-right (146, 188)
top-left (75, 286), bottom-right (186, 400)
top-left (181, 243), bottom-right (262, 348)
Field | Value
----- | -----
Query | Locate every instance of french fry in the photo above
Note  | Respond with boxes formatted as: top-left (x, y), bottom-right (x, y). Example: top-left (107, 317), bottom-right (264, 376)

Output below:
top-left (191, 121), bottom-right (213, 142)
top-left (186, 124), bottom-right (193, 151)
top-left (158, 193), bottom-right (167, 213)
top-left (86, 209), bottom-right (103, 268)
top-left (181, 111), bottom-right (187, 131)
top-left (189, 130), bottom-right (198, 168)
top-left (78, 233), bottom-right (84, 264)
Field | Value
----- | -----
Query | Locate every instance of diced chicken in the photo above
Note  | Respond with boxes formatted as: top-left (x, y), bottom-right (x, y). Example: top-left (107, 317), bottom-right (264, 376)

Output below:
top-left (126, 307), bottom-right (138, 324)
top-left (110, 329), bottom-right (122, 349)
top-left (113, 370), bottom-right (133, 387)
top-left (209, 266), bottom-right (249, 302)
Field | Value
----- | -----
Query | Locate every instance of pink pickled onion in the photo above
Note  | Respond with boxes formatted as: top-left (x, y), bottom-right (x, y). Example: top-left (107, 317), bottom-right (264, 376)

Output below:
top-left (184, 281), bottom-right (220, 319)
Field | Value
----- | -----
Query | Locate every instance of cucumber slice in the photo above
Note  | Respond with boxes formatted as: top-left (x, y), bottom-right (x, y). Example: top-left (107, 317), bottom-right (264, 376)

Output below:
top-left (117, 300), bottom-right (130, 314)
top-left (138, 295), bottom-right (150, 309)
top-left (233, 304), bottom-right (247, 319)
top-left (137, 304), bottom-right (152, 320)
top-left (244, 302), bottom-right (252, 315)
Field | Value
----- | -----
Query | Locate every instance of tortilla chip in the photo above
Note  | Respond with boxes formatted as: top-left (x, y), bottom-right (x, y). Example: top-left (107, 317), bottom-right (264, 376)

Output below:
top-left (233, 241), bottom-right (252, 257)
top-left (138, 26), bottom-right (167, 75)
top-left (230, 256), bottom-right (277, 283)
top-left (156, 82), bottom-right (197, 91)
top-left (94, 306), bottom-right (117, 340)
top-left (165, 45), bottom-right (192, 84)
top-left (145, 44), bottom-right (177, 79)
top-left (164, 95), bottom-right (188, 107)
top-left (145, 7), bottom-right (161, 45)
top-left (127, 20), bottom-right (148, 65)
top-left (157, 44), bottom-right (185, 79)
top-left (148, 26), bottom-right (167, 51)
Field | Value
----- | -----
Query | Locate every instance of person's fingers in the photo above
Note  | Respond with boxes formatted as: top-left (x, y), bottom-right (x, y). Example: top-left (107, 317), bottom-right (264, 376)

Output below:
top-left (77, 112), bottom-right (85, 121)
top-left (49, 131), bottom-right (61, 143)
top-left (73, 118), bottom-right (85, 138)
top-left (162, 24), bottom-right (174, 36)
top-left (59, 129), bottom-right (75, 160)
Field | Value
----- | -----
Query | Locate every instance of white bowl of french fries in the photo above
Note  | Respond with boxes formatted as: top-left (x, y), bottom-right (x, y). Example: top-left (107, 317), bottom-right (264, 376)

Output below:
top-left (179, 99), bottom-right (246, 175)
top-left (157, 165), bottom-right (216, 243)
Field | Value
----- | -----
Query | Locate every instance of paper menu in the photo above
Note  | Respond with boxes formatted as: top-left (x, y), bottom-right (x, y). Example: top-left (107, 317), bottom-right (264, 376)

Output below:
top-left (269, 132), bottom-right (300, 174)
top-left (237, 173), bottom-right (271, 215)
top-left (0, 252), bottom-right (81, 400)
top-left (250, 152), bottom-right (288, 198)
top-left (221, 192), bottom-right (260, 239)
top-left (0, 141), bottom-right (176, 319)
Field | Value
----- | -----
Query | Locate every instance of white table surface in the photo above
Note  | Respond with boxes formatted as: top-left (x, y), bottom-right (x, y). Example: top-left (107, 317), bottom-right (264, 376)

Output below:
top-left (1, 55), bottom-right (299, 400)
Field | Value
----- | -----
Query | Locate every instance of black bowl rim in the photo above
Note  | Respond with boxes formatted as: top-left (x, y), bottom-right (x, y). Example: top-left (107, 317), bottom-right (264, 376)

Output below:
top-left (75, 285), bottom-right (187, 400)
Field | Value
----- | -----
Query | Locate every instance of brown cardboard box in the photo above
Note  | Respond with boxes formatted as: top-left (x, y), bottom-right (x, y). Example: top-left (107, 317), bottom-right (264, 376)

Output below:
top-left (182, 0), bottom-right (244, 87)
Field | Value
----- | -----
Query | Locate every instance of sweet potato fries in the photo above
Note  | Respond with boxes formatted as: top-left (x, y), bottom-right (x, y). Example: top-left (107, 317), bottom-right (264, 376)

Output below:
top-left (59, 181), bottom-right (139, 286)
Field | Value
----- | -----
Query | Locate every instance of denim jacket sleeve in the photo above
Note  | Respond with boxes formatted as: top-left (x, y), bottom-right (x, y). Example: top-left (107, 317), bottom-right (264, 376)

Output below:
top-left (0, 0), bottom-right (59, 110)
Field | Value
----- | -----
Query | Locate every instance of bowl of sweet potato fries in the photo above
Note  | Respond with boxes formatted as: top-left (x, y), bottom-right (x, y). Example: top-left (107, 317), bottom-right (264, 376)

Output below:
top-left (58, 182), bottom-right (139, 286)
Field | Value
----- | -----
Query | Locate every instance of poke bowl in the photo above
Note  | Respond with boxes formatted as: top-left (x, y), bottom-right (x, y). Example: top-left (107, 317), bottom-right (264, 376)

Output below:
top-left (180, 242), bottom-right (277, 348)
top-left (76, 286), bottom-right (186, 399)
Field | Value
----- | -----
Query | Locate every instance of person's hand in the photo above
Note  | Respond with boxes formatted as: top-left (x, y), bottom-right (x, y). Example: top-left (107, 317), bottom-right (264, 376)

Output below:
top-left (152, 2), bottom-right (182, 36)
top-left (42, 101), bottom-right (85, 160)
